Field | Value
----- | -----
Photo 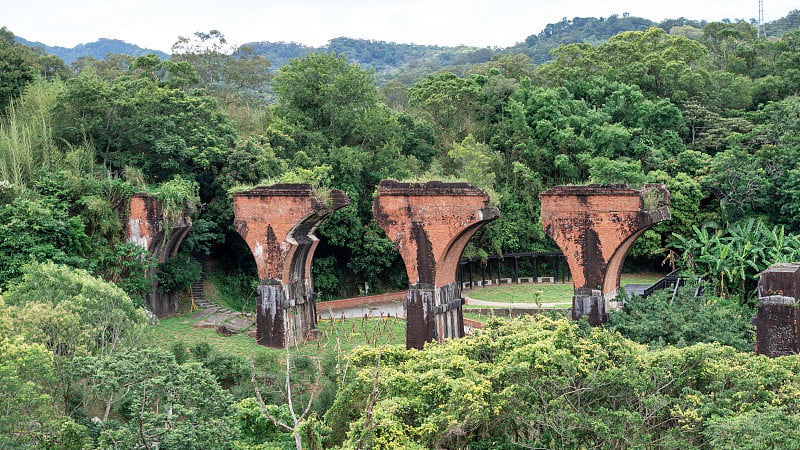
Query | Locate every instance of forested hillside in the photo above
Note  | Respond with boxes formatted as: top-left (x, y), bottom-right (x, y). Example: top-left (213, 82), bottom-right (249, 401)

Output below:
top-left (509, 13), bottom-right (659, 63)
top-left (14, 36), bottom-right (169, 63)
top-left (16, 10), bottom-right (800, 82)
top-left (3, 9), bottom-right (800, 447)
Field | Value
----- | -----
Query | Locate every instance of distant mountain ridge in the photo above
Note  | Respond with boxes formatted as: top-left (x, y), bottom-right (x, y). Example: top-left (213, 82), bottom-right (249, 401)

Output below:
top-left (13, 9), bottom-right (799, 76)
top-left (14, 36), bottom-right (169, 64)
top-left (245, 38), bottom-right (492, 84)
top-left (240, 15), bottom-right (682, 83)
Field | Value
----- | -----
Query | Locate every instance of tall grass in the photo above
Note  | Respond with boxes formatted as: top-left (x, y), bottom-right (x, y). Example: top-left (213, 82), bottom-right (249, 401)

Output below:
top-left (0, 78), bottom-right (66, 192)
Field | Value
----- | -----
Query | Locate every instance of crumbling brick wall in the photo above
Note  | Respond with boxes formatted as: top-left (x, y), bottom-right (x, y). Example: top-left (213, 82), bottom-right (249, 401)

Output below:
top-left (539, 184), bottom-right (670, 325)
top-left (128, 193), bottom-right (192, 317)
top-left (373, 180), bottom-right (499, 349)
top-left (233, 184), bottom-right (349, 348)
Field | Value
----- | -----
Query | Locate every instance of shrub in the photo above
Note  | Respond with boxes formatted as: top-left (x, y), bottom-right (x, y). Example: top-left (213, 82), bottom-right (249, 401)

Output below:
top-left (207, 269), bottom-right (257, 312)
top-left (608, 287), bottom-right (755, 352)
top-left (157, 253), bottom-right (201, 293)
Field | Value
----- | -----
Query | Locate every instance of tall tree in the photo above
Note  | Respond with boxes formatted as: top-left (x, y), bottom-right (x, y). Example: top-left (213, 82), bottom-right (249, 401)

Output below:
top-left (270, 52), bottom-right (414, 295)
top-left (537, 27), bottom-right (710, 105)
top-left (408, 71), bottom-right (484, 145)
top-left (0, 27), bottom-right (38, 112)
top-left (172, 31), bottom-right (273, 104)
top-left (273, 52), bottom-right (388, 148)
top-left (52, 57), bottom-right (237, 186)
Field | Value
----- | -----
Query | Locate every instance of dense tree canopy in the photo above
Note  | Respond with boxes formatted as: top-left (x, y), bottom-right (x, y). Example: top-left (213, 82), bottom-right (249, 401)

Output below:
top-left (3, 13), bottom-right (800, 448)
top-left (3, 17), bottom-right (800, 296)
top-left (0, 27), bottom-right (38, 112)
top-left (325, 316), bottom-right (800, 449)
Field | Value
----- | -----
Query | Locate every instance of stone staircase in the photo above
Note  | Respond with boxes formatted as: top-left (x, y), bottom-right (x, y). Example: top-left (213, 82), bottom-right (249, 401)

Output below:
top-left (189, 254), bottom-right (211, 309)
top-left (188, 254), bottom-right (256, 336)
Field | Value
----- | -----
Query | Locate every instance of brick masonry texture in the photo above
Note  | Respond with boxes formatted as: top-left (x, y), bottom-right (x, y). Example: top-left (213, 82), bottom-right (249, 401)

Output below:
top-left (128, 193), bottom-right (192, 317)
top-left (128, 193), bottom-right (161, 254)
top-left (539, 184), bottom-right (670, 325)
top-left (373, 180), bottom-right (499, 349)
top-left (233, 184), bottom-right (349, 348)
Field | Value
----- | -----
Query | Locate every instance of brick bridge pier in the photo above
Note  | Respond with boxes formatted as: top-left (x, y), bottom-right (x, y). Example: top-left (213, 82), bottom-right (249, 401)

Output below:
top-left (373, 180), bottom-right (499, 349)
top-left (233, 184), bottom-right (350, 348)
top-left (539, 184), bottom-right (670, 325)
top-left (755, 263), bottom-right (800, 357)
top-left (128, 193), bottom-right (192, 317)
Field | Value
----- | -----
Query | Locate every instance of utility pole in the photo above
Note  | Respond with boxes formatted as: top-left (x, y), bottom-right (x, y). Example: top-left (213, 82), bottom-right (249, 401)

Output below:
top-left (758, 0), bottom-right (766, 38)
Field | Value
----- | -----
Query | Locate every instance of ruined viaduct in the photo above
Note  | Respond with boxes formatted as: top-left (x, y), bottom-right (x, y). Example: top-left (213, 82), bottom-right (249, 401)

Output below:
top-left (540, 184), bottom-right (671, 325)
top-left (128, 193), bottom-right (192, 317)
top-left (373, 180), bottom-right (499, 349)
top-left (128, 180), bottom-right (682, 349)
top-left (233, 184), bottom-right (350, 348)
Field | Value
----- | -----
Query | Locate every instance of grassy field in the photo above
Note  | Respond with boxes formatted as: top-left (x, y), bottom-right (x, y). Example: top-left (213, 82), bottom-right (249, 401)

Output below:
top-left (143, 311), bottom-right (265, 358)
top-left (463, 309), bottom-right (569, 322)
top-left (143, 305), bottom-right (406, 360)
top-left (144, 272), bottom-right (664, 355)
top-left (465, 283), bottom-right (573, 306)
top-left (465, 272), bottom-right (664, 305)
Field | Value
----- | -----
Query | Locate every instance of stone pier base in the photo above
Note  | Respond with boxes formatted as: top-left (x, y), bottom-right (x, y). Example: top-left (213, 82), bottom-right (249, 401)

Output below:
top-left (572, 288), bottom-right (607, 326)
top-left (755, 264), bottom-right (800, 357)
top-left (406, 282), bottom-right (465, 350)
top-left (256, 280), bottom-right (318, 349)
top-left (755, 296), bottom-right (800, 357)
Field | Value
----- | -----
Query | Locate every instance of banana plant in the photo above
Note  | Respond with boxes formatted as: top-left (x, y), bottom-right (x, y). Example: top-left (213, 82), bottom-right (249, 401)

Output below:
top-left (669, 218), bottom-right (800, 300)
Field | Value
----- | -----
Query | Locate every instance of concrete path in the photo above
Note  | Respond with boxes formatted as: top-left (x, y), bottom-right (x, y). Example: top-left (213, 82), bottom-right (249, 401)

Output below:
top-left (317, 300), bottom-right (405, 320)
top-left (463, 294), bottom-right (567, 309)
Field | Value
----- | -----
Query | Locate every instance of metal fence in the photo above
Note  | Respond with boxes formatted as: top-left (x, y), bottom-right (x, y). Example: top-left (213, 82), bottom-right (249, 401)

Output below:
top-left (641, 269), bottom-right (704, 300)
top-left (457, 251), bottom-right (569, 289)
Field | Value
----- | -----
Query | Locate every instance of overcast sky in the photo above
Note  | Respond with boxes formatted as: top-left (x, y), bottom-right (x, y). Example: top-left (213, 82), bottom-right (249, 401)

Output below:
top-left (2, 0), bottom-right (798, 53)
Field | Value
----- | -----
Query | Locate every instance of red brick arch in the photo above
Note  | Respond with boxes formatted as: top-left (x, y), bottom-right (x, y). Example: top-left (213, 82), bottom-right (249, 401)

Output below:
top-left (373, 180), bottom-right (499, 349)
top-left (540, 184), bottom-right (670, 325)
top-left (233, 184), bottom-right (350, 348)
top-left (128, 193), bottom-right (192, 317)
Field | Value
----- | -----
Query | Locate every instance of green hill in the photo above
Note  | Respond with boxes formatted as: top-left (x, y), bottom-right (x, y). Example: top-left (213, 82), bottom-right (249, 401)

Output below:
top-left (14, 36), bottom-right (169, 64)
top-left (12, 9), bottom-right (800, 80)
